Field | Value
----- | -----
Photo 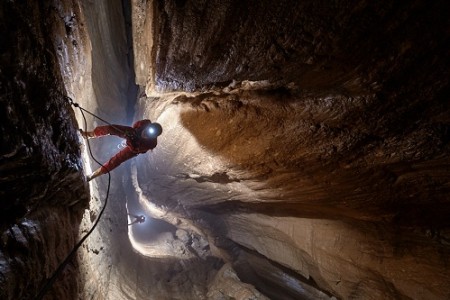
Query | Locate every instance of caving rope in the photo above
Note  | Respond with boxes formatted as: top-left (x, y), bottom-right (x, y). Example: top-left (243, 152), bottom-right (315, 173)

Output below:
top-left (65, 96), bottom-right (133, 136)
top-left (67, 96), bottom-right (141, 144)
top-left (35, 96), bottom-right (114, 299)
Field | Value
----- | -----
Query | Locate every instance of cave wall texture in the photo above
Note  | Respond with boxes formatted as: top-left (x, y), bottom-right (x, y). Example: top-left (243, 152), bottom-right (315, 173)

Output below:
top-left (0, 1), bottom-right (89, 299)
top-left (1, 0), bottom-right (450, 299)
top-left (132, 0), bottom-right (450, 299)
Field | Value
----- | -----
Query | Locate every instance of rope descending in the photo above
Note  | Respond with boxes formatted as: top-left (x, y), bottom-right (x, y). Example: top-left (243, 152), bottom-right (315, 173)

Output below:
top-left (35, 95), bottom-right (112, 299)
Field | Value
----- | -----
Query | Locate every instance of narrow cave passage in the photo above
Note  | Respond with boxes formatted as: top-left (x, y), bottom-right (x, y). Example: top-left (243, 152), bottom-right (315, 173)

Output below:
top-left (1, 0), bottom-right (450, 299)
top-left (75, 1), bottom-right (450, 298)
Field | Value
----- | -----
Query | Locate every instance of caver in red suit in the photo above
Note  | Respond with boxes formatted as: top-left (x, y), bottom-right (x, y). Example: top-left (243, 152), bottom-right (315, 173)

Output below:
top-left (81, 119), bottom-right (163, 181)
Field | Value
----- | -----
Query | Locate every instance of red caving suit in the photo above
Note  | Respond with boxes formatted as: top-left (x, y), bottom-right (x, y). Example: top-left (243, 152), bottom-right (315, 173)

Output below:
top-left (92, 119), bottom-right (157, 175)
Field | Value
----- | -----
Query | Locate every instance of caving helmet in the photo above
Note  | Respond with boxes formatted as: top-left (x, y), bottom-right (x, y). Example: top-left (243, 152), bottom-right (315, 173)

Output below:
top-left (142, 122), bottom-right (163, 138)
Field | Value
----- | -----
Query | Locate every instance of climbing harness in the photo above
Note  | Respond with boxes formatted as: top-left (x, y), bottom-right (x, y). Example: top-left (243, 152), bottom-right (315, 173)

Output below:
top-left (35, 95), bottom-right (113, 299)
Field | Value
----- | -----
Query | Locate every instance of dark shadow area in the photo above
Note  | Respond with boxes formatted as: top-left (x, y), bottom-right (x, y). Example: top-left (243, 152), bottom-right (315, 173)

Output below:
top-left (121, 0), bottom-right (139, 123)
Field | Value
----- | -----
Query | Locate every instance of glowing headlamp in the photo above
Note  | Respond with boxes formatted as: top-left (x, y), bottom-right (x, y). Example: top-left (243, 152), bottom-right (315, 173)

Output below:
top-left (142, 122), bottom-right (163, 138)
top-left (147, 127), bottom-right (156, 136)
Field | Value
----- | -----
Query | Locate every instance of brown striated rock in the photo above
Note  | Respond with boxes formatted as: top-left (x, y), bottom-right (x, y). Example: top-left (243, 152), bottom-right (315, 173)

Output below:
top-left (133, 0), bottom-right (450, 298)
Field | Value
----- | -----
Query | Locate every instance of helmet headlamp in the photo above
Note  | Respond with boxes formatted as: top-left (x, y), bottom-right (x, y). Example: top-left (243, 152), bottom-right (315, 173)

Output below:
top-left (142, 122), bottom-right (163, 138)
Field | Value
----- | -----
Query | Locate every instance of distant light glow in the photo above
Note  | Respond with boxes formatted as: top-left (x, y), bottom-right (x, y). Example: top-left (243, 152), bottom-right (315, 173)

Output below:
top-left (117, 140), bottom-right (127, 150)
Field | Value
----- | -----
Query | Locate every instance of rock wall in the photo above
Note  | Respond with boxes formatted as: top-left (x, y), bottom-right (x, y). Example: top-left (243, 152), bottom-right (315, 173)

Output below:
top-left (0, 1), bottom-right (89, 299)
top-left (147, 0), bottom-right (450, 94)
top-left (133, 0), bottom-right (450, 299)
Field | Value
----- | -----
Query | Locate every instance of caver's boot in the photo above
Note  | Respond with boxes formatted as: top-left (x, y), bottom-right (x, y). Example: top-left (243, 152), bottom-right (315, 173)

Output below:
top-left (87, 168), bottom-right (103, 181)
top-left (79, 129), bottom-right (95, 139)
